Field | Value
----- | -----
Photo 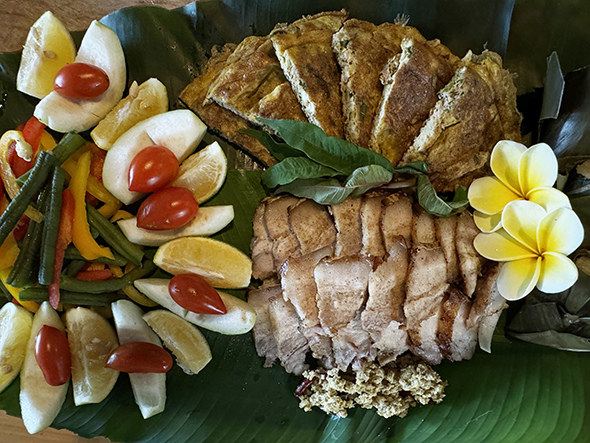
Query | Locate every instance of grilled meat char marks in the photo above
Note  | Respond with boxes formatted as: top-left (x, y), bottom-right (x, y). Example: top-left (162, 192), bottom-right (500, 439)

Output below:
top-left (249, 193), bottom-right (505, 373)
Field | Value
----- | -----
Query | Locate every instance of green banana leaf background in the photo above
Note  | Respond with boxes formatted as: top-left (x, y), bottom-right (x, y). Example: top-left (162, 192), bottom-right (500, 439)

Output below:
top-left (0, 1), bottom-right (589, 442)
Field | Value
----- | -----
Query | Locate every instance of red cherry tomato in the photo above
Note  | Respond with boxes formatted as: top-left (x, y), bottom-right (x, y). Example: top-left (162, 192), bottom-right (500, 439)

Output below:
top-left (105, 342), bottom-right (172, 373)
top-left (34, 325), bottom-right (71, 386)
top-left (54, 63), bottom-right (109, 100)
top-left (169, 274), bottom-right (227, 315)
top-left (136, 187), bottom-right (198, 231)
top-left (128, 146), bottom-right (179, 193)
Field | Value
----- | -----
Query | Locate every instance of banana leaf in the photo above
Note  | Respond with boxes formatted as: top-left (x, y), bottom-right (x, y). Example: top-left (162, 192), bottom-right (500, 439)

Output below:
top-left (0, 2), bottom-right (588, 442)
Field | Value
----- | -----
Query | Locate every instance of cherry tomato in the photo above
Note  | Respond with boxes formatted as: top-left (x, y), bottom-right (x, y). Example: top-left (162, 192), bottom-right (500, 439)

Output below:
top-left (128, 146), bottom-right (179, 193)
top-left (169, 274), bottom-right (227, 315)
top-left (54, 63), bottom-right (109, 100)
top-left (105, 342), bottom-right (172, 373)
top-left (136, 187), bottom-right (198, 231)
top-left (34, 325), bottom-right (71, 386)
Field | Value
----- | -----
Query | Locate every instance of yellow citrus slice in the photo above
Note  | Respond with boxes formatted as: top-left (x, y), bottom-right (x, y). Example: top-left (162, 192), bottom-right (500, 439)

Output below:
top-left (16, 11), bottom-right (76, 99)
top-left (171, 141), bottom-right (227, 204)
top-left (64, 307), bottom-right (119, 405)
top-left (153, 237), bottom-right (252, 289)
top-left (91, 78), bottom-right (169, 151)
top-left (0, 303), bottom-right (33, 393)
top-left (143, 310), bottom-right (212, 375)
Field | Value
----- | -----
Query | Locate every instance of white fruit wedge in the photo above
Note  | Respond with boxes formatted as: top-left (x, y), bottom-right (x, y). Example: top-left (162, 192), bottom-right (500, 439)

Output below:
top-left (102, 109), bottom-right (207, 205)
top-left (117, 205), bottom-right (234, 246)
top-left (0, 303), bottom-right (33, 393)
top-left (19, 302), bottom-right (69, 434)
top-left (111, 300), bottom-right (166, 419)
top-left (34, 20), bottom-right (126, 133)
top-left (134, 278), bottom-right (256, 335)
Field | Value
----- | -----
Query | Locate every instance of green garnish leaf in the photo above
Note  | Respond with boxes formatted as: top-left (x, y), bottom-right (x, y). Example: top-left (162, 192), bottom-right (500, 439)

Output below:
top-left (416, 175), bottom-right (469, 217)
top-left (261, 157), bottom-right (340, 188)
top-left (241, 127), bottom-right (303, 161)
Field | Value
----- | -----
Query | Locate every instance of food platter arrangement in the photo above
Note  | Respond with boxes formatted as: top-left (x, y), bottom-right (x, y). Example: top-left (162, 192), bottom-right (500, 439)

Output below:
top-left (0, 1), bottom-right (588, 442)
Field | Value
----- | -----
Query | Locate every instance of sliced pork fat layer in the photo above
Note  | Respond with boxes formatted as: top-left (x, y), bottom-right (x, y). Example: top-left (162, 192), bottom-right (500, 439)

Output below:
top-left (249, 192), bottom-right (505, 373)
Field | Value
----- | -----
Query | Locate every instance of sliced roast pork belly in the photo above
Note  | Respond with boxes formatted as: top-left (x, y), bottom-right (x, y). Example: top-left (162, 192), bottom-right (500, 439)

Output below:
top-left (468, 263), bottom-right (506, 352)
top-left (404, 245), bottom-right (448, 365)
top-left (370, 38), bottom-right (454, 165)
top-left (329, 198), bottom-right (362, 257)
top-left (248, 285), bottom-right (280, 367)
top-left (280, 246), bottom-right (334, 366)
top-left (436, 285), bottom-right (478, 362)
top-left (362, 239), bottom-right (410, 365)
top-left (360, 193), bottom-right (387, 258)
top-left (288, 199), bottom-right (336, 255)
top-left (456, 211), bottom-right (485, 297)
top-left (381, 192), bottom-right (414, 252)
top-left (315, 256), bottom-right (373, 370)
top-left (267, 289), bottom-right (310, 375)
top-left (411, 205), bottom-right (437, 247)
top-left (435, 217), bottom-right (459, 283)
top-left (251, 201), bottom-right (275, 281)
top-left (263, 195), bottom-right (301, 271)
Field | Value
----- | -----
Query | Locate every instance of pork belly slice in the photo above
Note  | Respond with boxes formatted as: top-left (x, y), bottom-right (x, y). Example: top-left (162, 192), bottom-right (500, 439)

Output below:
top-left (411, 205), bottom-right (437, 247)
top-left (333, 313), bottom-right (375, 372)
top-left (456, 211), bottom-right (485, 297)
top-left (381, 192), bottom-right (414, 252)
top-left (267, 290), bottom-right (310, 375)
top-left (288, 199), bottom-right (336, 255)
top-left (437, 285), bottom-right (478, 362)
top-left (360, 193), bottom-right (386, 258)
top-left (370, 38), bottom-right (454, 165)
top-left (178, 44), bottom-right (276, 167)
top-left (333, 19), bottom-right (423, 148)
top-left (468, 263), bottom-right (506, 352)
top-left (362, 239), bottom-right (410, 365)
top-left (435, 216), bottom-right (459, 283)
top-left (404, 246), bottom-right (448, 365)
top-left (270, 11), bottom-right (348, 138)
top-left (329, 197), bottom-right (362, 257)
top-left (251, 201), bottom-right (275, 280)
top-left (402, 64), bottom-right (503, 192)
top-left (263, 195), bottom-right (301, 270)
top-left (248, 285), bottom-right (280, 367)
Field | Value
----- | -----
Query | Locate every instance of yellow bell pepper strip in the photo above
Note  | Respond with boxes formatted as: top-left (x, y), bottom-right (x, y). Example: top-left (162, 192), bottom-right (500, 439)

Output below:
top-left (39, 130), bottom-right (57, 152)
top-left (0, 268), bottom-right (39, 312)
top-left (98, 201), bottom-right (122, 219)
top-left (61, 156), bottom-right (119, 204)
top-left (69, 150), bottom-right (115, 261)
top-left (0, 131), bottom-right (43, 222)
top-left (111, 209), bottom-right (134, 222)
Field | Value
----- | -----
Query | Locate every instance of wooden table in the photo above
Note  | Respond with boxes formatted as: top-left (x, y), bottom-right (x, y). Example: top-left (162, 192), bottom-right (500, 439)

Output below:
top-left (0, 1), bottom-right (195, 440)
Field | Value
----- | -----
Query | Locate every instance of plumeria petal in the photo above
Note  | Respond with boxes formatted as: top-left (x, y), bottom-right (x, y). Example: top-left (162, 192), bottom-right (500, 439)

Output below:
top-left (473, 229), bottom-right (538, 261)
top-left (497, 257), bottom-right (542, 300)
top-left (527, 187), bottom-right (572, 212)
top-left (490, 140), bottom-right (526, 194)
top-left (467, 176), bottom-right (522, 215)
top-left (537, 207), bottom-right (584, 255)
top-left (518, 143), bottom-right (558, 192)
top-left (537, 252), bottom-right (579, 293)
top-left (501, 200), bottom-right (546, 252)
top-left (473, 210), bottom-right (503, 233)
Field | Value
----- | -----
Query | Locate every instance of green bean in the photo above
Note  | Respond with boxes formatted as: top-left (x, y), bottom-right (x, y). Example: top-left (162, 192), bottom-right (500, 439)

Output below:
top-left (18, 288), bottom-right (123, 306)
top-left (0, 151), bottom-right (57, 246)
top-left (16, 133), bottom-right (86, 185)
top-left (0, 280), bottom-right (12, 301)
top-left (59, 259), bottom-right (156, 293)
top-left (86, 204), bottom-right (144, 266)
top-left (66, 260), bottom-right (87, 278)
top-left (6, 182), bottom-right (52, 288)
top-left (64, 247), bottom-right (128, 266)
top-left (38, 166), bottom-right (65, 285)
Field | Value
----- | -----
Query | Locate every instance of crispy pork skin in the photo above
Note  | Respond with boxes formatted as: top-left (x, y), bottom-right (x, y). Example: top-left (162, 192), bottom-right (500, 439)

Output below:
top-left (288, 199), bottom-right (336, 255)
top-left (329, 198), bottom-right (362, 257)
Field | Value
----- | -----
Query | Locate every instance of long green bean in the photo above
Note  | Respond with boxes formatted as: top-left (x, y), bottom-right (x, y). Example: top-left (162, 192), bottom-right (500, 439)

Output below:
top-left (59, 259), bottom-right (156, 293)
top-left (18, 288), bottom-right (123, 306)
top-left (0, 151), bottom-right (57, 246)
top-left (86, 204), bottom-right (144, 266)
top-left (64, 247), bottom-right (128, 266)
top-left (38, 166), bottom-right (65, 285)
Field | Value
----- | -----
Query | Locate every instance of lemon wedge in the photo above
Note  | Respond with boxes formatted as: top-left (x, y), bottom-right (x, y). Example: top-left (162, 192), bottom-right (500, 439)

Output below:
top-left (16, 11), bottom-right (76, 99)
top-left (143, 310), bottom-right (212, 375)
top-left (171, 141), bottom-right (228, 204)
top-left (64, 307), bottom-right (119, 405)
top-left (0, 303), bottom-right (33, 393)
top-left (153, 237), bottom-right (252, 289)
top-left (91, 78), bottom-right (169, 151)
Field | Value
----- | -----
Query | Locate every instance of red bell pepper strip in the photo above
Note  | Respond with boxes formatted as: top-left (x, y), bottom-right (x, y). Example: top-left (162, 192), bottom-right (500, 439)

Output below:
top-left (8, 117), bottom-right (46, 178)
top-left (75, 269), bottom-right (113, 281)
top-left (48, 188), bottom-right (75, 309)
